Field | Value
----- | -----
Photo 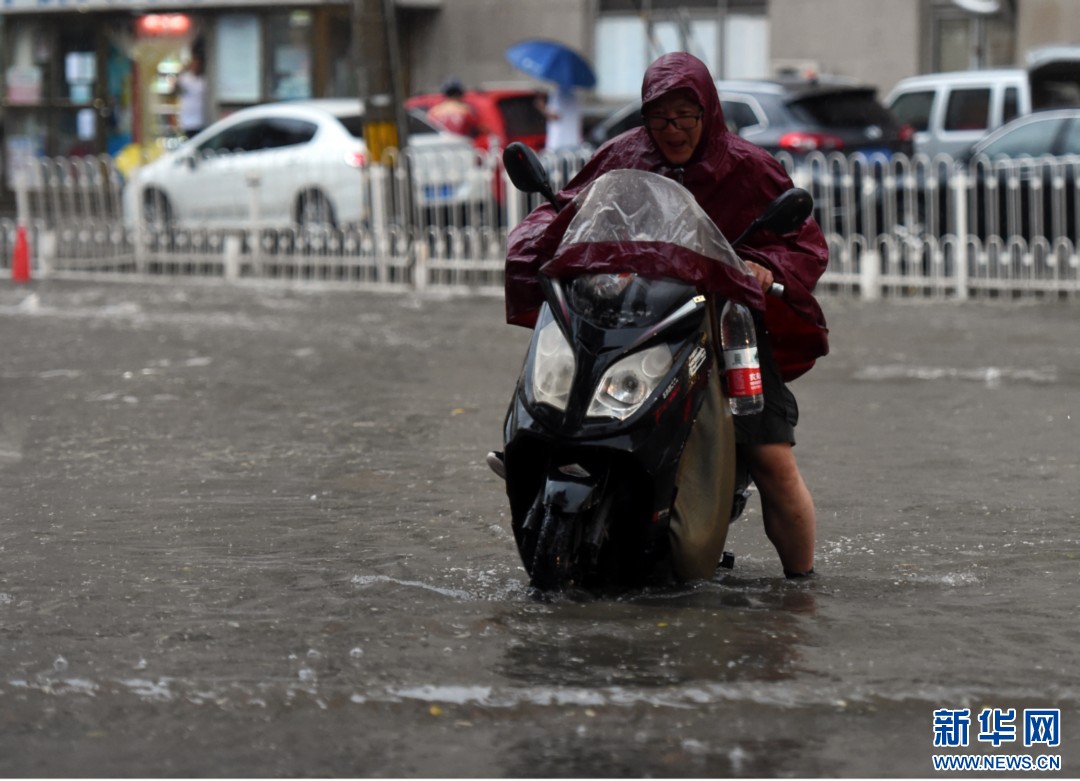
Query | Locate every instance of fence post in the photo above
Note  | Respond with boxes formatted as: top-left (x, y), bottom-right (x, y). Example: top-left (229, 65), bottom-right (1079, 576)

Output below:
top-left (133, 180), bottom-right (148, 274)
top-left (952, 167), bottom-right (970, 301)
top-left (505, 166), bottom-right (524, 233)
top-left (246, 173), bottom-right (262, 276)
top-left (224, 235), bottom-right (241, 281)
top-left (860, 241), bottom-right (882, 301)
top-left (414, 234), bottom-right (428, 292)
top-left (370, 164), bottom-right (391, 285)
top-left (39, 230), bottom-right (56, 278)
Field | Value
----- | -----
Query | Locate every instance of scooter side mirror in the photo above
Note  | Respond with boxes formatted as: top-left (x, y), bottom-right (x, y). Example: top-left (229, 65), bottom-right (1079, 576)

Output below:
top-left (759, 188), bottom-right (814, 235)
top-left (503, 142), bottom-right (560, 211)
top-left (731, 187), bottom-right (814, 247)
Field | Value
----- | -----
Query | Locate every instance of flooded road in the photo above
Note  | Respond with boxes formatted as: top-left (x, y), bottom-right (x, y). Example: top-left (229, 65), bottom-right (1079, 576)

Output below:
top-left (1, 280), bottom-right (1077, 777)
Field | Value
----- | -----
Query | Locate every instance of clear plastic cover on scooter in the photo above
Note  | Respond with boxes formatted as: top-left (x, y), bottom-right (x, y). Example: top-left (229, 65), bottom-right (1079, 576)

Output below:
top-left (545, 169), bottom-right (759, 328)
top-left (560, 169), bottom-right (746, 267)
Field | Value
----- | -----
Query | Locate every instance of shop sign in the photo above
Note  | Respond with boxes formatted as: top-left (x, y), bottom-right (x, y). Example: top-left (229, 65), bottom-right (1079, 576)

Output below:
top-left (135, 13), bottom-right (192, 36)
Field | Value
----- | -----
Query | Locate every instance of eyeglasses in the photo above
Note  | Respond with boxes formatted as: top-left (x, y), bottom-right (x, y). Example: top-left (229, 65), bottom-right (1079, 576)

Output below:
top-left (643, 113), bottom-right (703, 132)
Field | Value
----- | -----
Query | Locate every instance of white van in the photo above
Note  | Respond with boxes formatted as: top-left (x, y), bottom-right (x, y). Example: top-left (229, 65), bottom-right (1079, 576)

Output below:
top-left (884, 46), bottom-right (1080, 159)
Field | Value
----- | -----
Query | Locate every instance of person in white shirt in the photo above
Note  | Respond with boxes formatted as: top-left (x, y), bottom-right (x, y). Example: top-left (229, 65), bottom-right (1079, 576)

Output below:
top-left (540, 86), bottom-right (582, 151)
top-left (177, 53), bottom-right (207, 137)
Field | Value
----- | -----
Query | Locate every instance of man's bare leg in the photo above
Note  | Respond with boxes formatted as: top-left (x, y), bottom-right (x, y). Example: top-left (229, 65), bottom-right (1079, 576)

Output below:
top-left (746, 442), bottom-right (816, 576)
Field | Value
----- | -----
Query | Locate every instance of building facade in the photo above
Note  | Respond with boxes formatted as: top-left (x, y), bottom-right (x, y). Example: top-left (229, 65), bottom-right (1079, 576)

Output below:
top-left (3, 0), bottom-right (1080, 187)
top-left (770, 0), bottom-right (1080, 97)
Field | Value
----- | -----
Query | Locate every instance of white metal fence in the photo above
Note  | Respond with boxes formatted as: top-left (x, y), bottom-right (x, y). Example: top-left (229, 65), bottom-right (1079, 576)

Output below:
top-left (3, 148), bottom-right (1080, 300)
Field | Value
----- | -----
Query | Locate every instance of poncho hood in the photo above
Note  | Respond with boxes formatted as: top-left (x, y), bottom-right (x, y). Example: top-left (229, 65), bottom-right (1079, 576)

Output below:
top-left (640, 51), bottom-right (729, 168)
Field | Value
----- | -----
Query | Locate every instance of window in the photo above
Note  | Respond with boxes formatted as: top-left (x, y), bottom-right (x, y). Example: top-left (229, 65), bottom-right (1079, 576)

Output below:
top-left (264, 117), bottom-right (317, 148)
top-left (937, 18), bottom-right (974, 72)
top-left (594, 16), bottom-right (649, 98)
top-left (723, 15), bottom-right (768, 81)
top-left (979, 118), bottom-right (1063, 158)
top-left (266, 11), bottom-right (312, 101)
top-left (497, 96), bottom-right (547, 138)
top-left (944, 88), bottom-right (990, 132)
top-left (1060, 119), bottom-right (1080, 155)
top-left (198, 117), bottom-right (315, 154)
top-left (720, 98), bottom-right (763, 132)
top-left (337, 114), bottom-right (366, 139)
top-left (322, 8), bottom-right (355, 98)
top-left (598, 107), bottom-right (645, 140)
top-left (407, 112), bottom-right (439, 136)
top-left (216, 15), bottom-right (261, 103)
top-left (889, 91), bottom-right (935, 133)
top-left (929, 5), bottom-right (1014, 72)
top-left (791, 91), bottom-right (898, 129)
top-left (594, 11), bottom-right (766, 99)
top-left (199, 120), bottom-right (261, 153)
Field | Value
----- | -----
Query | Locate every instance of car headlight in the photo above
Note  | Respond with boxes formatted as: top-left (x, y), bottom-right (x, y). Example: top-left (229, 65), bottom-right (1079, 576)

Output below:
top-left (531, 317), bottom-right (575, 411)
top-left (587, 344), bottom-right (673, 420)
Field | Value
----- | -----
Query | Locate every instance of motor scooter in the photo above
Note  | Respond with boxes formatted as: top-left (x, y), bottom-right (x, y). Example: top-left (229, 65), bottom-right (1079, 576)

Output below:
top-left (498, 142), bottom-right (812, 592)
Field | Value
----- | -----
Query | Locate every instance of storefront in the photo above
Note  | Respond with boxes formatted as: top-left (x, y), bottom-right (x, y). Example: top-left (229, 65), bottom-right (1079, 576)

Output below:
top-left (1, 0), bottom-right (356, 193)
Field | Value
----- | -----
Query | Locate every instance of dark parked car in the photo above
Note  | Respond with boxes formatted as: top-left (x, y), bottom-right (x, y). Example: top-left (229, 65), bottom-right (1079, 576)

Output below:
top-left (588, 77), bottom-right (914, 159)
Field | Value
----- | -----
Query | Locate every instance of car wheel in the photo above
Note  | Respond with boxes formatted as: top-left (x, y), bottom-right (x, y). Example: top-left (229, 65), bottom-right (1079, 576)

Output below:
top-left (142, 189), bottom-right (173, 229)
top-left (296, 190), bottom-right (336, 231)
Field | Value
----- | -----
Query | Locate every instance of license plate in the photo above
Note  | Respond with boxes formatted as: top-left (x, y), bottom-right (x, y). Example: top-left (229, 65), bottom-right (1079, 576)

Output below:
top-left (424, 183), bottom-right (456, 201)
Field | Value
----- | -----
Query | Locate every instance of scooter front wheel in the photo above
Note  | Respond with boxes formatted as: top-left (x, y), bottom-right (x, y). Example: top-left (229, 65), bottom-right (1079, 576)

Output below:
top-left (529, 507), bottom-right (581, 592)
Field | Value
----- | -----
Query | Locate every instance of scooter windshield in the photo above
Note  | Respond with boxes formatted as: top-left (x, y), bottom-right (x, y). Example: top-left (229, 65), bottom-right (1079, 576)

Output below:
top-left (545, 169), bottom-right (760, 311)
top-left (559, 169), bottom-right (745, 272)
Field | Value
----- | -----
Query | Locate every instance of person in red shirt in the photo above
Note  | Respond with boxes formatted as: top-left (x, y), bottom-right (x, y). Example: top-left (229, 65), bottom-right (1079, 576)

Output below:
top-left (503, 53), bottom-right (829, 579)
top-left (427, 78), bottom-right (481, 139)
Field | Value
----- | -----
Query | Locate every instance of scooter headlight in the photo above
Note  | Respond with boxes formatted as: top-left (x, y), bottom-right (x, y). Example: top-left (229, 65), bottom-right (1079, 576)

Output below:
top-left (587, 344), bottom-right (673, 420)
top-left (531, 317), bottom-right (576, 411)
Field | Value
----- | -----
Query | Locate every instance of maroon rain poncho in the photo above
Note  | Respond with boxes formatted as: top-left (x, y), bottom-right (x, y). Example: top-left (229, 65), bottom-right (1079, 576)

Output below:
top-left (505, 52), bottom-right (830, 382)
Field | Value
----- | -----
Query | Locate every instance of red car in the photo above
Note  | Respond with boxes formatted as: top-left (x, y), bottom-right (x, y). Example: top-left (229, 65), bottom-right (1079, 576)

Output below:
top-left (405, 87), bottom-right (547, 151)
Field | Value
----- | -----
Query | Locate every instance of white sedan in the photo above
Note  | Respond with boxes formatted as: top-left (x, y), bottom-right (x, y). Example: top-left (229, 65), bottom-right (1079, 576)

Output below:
top-left (123, 99), bottom-right (485, 229)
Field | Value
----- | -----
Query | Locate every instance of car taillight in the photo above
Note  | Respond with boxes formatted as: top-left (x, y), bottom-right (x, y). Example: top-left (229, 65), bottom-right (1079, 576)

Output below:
top-left (345, 151), bottom-right (367, 168)
top-left (898, 124), bottom-right (916, 142)
top-left (779, 132), bottom-right (844, 152)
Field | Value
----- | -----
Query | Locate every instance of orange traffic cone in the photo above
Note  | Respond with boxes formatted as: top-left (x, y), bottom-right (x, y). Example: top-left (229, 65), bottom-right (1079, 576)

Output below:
top-left (11, 225), bottom-right (30, 283)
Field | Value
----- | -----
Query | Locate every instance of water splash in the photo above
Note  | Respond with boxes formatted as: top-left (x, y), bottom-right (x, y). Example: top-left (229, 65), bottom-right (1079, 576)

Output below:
top-left (350, 573), bottom-right (527, 602)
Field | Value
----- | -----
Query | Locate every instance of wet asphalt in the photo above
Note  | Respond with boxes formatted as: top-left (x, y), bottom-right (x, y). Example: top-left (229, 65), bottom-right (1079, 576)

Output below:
top-left (1, 278), bottom-right (1078, 777)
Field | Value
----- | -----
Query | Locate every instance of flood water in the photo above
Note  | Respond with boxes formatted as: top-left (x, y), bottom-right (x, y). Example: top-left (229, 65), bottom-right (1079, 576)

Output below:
top-left (1, 280), bottom-right (1077, 777)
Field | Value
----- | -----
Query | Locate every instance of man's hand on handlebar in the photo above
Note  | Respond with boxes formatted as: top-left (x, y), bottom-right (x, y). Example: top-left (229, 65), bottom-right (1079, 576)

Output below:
top-left (744, 260), bottom-right (773, 291)
top-left (744, 260), bottom-right (785, 298)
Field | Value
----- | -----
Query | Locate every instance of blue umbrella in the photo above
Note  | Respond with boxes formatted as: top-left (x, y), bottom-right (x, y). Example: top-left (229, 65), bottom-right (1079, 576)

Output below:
top-left (506, 39), bottom-right (596, 89)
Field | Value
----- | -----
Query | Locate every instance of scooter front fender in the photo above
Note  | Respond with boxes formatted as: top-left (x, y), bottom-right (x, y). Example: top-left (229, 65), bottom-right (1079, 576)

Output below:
top-left (542, 472), bottom-right (598, 514)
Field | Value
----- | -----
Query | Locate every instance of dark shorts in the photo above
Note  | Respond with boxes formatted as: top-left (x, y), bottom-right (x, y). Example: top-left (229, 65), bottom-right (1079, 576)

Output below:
top-left (732, 326), bottom-right (799, 447)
